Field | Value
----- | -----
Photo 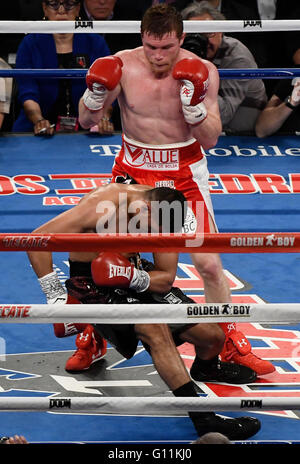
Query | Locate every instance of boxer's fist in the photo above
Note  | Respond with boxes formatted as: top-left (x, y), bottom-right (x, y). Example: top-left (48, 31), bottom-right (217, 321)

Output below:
top-left (38, 271), bottom-right (68, 305)
top-left (92, 253), bottom-right (150, 293)
top-left (86, 55), bottom-right (123, 91)
top-left (173, 58), bottom-right (209, 125)
top-left (173, 58), bottom-right (209, 105)
top-left (83, 56), bottom-right (123, 112)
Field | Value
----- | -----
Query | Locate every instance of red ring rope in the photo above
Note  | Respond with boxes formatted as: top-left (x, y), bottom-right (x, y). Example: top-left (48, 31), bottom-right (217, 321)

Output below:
top-left (0, 232), bottom-right (298, 253)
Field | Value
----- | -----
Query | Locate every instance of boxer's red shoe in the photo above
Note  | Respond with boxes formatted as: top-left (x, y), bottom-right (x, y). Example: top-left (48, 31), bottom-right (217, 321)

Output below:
top-left (54, 323), bottom-right (88, 338)
top-left (220, 331), bottom-right (275, 376)
top-left (65, 324), bottom-right (107, 372)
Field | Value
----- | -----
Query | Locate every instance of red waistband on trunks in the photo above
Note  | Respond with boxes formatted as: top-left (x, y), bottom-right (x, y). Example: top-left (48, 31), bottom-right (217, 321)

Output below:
top-left (119, 134), bottom-right (204, 171)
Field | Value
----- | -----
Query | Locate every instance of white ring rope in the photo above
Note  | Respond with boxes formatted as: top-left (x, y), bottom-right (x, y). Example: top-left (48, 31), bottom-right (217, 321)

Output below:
top-left (1, 19), bottom-right (300, 34)
top-left (0, 396), bottom-right (299, 413)
top-left (0, 303), bottom-right (299, 324)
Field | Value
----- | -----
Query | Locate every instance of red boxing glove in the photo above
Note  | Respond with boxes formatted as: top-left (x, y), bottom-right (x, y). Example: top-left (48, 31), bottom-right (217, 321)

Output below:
top-left (173, 58), bottom-right (209, 125)
top-left (173, 58), bottom-right (209, 105)
top-left (86, 56), bottom-right (123, 92)
top-left (91, 252), bottom-right (150, 293)
top-left (83, 56), bottom-right (123, 112)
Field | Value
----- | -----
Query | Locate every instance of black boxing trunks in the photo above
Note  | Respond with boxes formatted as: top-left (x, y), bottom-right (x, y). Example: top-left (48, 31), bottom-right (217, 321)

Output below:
top-left (66, 259), bottom-right (196, 358)
top-left (66, 260), bottom-right (139, 359)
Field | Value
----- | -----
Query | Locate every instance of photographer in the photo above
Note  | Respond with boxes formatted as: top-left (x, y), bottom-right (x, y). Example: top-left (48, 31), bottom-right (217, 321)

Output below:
top-left (181, 1), bottom-right (267, 134)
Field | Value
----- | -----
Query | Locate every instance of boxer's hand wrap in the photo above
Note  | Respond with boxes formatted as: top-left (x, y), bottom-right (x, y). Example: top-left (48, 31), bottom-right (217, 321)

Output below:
top-left (173, 58), bottom-right (209, 126)
top-left (92, 252), bottom-right (150, 293)
top-left (38, 271), bottom-right (68, 305)
top-left (181, 101), bottom-right (207, 125)
top-left (83, 56), bottom-right (123, 112)
top-left (129, 267), bottom-right (150, 293)
top-left (83, 84), bottom-right (107, 112)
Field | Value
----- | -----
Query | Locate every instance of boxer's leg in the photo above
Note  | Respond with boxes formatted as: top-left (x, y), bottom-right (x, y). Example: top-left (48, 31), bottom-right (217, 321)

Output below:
top-left (178, 323), bottom-right (256, 384)
top-left (191, 214), bottom-right (275, 375)
top-left (135, 323), bottom-right (190, 390)
top-left (135, 323), bottom-right (260, 440)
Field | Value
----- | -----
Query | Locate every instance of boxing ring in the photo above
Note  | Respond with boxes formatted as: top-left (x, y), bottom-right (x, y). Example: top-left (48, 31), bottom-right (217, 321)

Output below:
top-left (1, 18), bottom-right (300, 446)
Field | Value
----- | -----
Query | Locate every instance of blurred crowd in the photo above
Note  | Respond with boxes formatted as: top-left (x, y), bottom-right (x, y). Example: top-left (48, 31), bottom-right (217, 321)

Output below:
top-left (0, 0), bottom-right (300, 136)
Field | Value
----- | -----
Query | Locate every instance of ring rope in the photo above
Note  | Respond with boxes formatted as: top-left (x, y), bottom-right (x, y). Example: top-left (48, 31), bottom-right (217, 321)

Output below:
top-left (0, 232), bottom-right (299, 253)
top-left (0, 303), bottom-right (299, 324)
top-left (0, 396), bottom-right (299, 413)
top-left (1, 68), bottom-right (299, 80)
top-left (0, 19), bottom-right (300, 34)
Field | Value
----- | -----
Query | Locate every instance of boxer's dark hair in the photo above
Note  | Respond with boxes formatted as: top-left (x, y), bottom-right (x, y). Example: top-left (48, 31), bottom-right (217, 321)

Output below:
top-left (141, 4), bottom-right (183, 40)
top-left (145, 187), bottom-right (187, 233)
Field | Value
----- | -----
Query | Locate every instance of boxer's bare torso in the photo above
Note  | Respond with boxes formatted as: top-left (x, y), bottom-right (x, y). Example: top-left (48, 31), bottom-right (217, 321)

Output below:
top-left (28, 184), bottom-right (154, 274)
top-left (28, 183), bottom-right (179, 292)
top-left (116, 46), bottom-right (194, 144)
top-left (115, 37), bottom-right (218, 145)
top-left (79, 32), bottom-right (221, 148)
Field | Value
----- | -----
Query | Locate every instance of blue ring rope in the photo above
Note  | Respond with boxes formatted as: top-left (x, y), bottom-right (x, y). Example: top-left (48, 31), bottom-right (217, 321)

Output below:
top-left (0, 68), bottom-right (299, 79)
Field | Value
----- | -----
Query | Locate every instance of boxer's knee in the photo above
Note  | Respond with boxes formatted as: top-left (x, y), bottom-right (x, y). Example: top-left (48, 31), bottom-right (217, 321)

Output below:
top-left (181, 323), bottom-right (225, 358)
top-left (135, 323), bottom-right (171, 349)
top-left (192, 253), bottom-right (225, 284)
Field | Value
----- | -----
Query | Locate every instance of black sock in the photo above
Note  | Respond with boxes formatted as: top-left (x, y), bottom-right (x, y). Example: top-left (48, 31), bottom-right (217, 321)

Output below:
top-left (173, 381), bottom-right (199, 397)
top-left (191, 355), bottom-right (219, 371)
top-left (172, 381), bottom-right (215, 431)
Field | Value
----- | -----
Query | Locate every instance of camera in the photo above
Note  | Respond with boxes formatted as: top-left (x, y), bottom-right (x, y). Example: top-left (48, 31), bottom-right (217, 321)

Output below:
top-left (182, 33), bottom-right (208, 59)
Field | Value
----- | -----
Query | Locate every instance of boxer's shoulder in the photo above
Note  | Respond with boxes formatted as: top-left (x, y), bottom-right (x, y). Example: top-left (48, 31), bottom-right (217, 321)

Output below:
top-left (115, 47), bottom-right (143, 66)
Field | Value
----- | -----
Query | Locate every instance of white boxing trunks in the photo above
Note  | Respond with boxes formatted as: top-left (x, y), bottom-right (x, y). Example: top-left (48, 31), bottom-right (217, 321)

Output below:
top-left (112, 134), bottom-right (217, 233)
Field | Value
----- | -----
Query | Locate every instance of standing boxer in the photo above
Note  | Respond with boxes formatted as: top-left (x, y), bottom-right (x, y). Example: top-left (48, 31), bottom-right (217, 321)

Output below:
top-left (27, 182), bottom-right (261, 439)
top-left (78, 4), bottom-right (274, 375)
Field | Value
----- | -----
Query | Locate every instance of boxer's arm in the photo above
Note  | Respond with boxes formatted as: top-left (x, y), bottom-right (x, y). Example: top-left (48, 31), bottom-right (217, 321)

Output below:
top-left (79, 85), bottom-right (120, 129)
top-left (27, 200), bottom-right (97, 304)
top-left (91, 252), bottom-right (178, 294)
top-left (192, 63), bottom-right (222, 149)
top-left (79, 55), bottom-right (122, 129)
top-left (27, 195), bottom-right (97, 278)
top-left (173, 59), bottom-right (222, 150)
top-left (188, 63), bottom-right (221, 149)
top-left (149, 252), bottom-right (178, 293)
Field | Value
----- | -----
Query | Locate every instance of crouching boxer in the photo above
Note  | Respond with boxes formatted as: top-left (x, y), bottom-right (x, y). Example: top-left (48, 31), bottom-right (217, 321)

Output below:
top-left (27, 180), bottom-right (187, 372)
top-left (27, 181), bottom-right (261, 439)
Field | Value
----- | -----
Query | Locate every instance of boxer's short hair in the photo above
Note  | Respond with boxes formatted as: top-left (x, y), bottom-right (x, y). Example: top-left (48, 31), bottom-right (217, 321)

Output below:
top-left (145, 186), bottom-right (187, 233)
top-left (141, 4), bottom-right (183, 40)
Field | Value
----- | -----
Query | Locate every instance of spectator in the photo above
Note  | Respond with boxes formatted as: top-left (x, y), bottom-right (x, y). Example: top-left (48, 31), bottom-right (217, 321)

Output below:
top-left (12, 0), bottom-right (113, 135)
top-left (0, 57), bottom-right (13, 131)
top-left (80, 1), bottom-right (179, 54)
top-left (181, 1), bottom-right (267, 134)
top-left (174, 0), bottom-right (283, 90)
top-left (276, 3), bottom-right (300, 68)
top-left (0, 3), bottom-right (24, 62)
top-left (80, 1), bottom-right (144, 54)
top-left (255, 77), bottom-right (300, 137)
